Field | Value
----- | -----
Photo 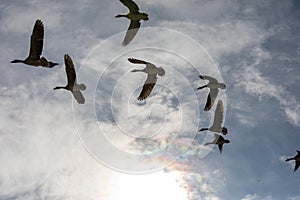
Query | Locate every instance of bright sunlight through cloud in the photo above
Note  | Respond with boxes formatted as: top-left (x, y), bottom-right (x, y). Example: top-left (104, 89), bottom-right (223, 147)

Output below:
top-left (107, 171), bottom-right (187, 200)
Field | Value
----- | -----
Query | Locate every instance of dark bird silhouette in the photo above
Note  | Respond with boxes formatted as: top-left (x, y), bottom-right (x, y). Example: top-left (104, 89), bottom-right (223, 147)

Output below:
top-left (197, 75), bottom-right (226, 111)
top-left (204, 133), bottom-right (230, 154)
top-left (115, 0), bottom-right (149, 46)
top-left (199, 100), bottom-right (228, 135)
top-left (53, 54), bottom-right (86, 104)
top-left (285, 150), bottom-right (300, 172)
top-left (129, 58), bottom-right (165, 101)
top-left (10, 19), bottom-right (58, 68)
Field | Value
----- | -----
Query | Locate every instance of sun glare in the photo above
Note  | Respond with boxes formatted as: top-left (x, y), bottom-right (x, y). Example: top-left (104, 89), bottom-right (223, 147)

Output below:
top-left (107, 170), bottom-right (188, 200)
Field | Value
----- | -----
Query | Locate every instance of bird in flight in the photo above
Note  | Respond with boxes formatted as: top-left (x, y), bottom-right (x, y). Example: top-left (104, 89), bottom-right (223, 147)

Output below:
top-left (10, 19), bottom-right (58, 68)
top-left (285, 150), bottom-right (300, 172)
top-left (197, 75), bottom-right (226, 111)
top-left (115, 0), bottom-right (149, 46)
top-left (129, 58), bottom-right (165, 101)
top-left (204, 133), bottom-right (230, 154)
top-left (53, 54), bottom-right (86, 104)
top-left (199, 100), bottom-right (228, 135)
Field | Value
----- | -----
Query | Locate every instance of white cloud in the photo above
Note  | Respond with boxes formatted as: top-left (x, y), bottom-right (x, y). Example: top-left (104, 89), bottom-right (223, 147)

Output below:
top-left (242, 194), bottom-right (273, 200)
top-left (1, 0), bottom-right (299, 199)
top-left (159, 20), bottom-right (269, 60)
top-left (0, 2), bottom-right (63, 34)
top-left (234, 66), bottom-right (300, 126)
top-left (0, 80), bottom-right (115, 199)
top-left (288, 196), bottom-right (300, 200)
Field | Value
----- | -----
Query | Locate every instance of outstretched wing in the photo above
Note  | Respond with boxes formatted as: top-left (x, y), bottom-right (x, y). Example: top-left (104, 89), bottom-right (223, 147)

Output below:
top-left (204, 88), bottom-right (218, 111)
top-left (205, 133), bottom-right (219, 145)
top-left (122, 20), bottom-right (141, 46)
top-left (294, 160), bottom-right (300, 172)
top-left (72, 90), bottom-right (85, 104)
top-left (212, 100), bottom-right (224, 129)
top-left (199, 75), bottom-right (218, 84)
top-left (137, 74), bottom-right (157, 101)
top-left (128, 57), bottom-right (148, 65)
top-left (204, 142), bottom-right (214, 146)
top-left (119, 0), bottom-right (139, 13)
top-left (64, 54), bottom-right (76, 87)
top-left (29, 19), bottom-right (44, 60)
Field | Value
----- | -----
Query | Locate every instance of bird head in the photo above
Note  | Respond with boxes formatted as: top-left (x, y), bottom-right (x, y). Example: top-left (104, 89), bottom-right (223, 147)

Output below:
top-left (220, 83), bottom-right (226, 89)
top-left (225, 139), bottom-right (230, 143)
top-left (222, 127), bottom-right (228, 135)
top-left (79, 84), bottom-right (86, 90)
top-left (158, 67), bottom-right (165, 76)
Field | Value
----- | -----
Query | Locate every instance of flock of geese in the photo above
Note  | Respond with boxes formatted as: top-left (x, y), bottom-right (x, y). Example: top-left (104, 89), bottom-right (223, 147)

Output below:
top-left (9, 0), bottom-right (299, 172)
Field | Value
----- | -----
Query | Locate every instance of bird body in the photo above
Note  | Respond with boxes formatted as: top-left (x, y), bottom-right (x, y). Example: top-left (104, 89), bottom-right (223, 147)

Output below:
top-left (132, 64), bottom-right (162, 75)
top-left (285, 150), bottom-right (300, 172)
top-left (204, 133), bottom-right (230, 154)
top-left (199, 100), bottom-right (228, 135)
top-left (116, 0), bottom-right (149, 45)
top-left (129, 58), bottom-right (165, 101)
top-left (116, 12), bottom-right (148, 21)
top-left (53, 54), bottom-right (86, 104)
top-left (197, 75), bottom-right (225, 111)
top-left (10, 19), bottom-right (58, 68)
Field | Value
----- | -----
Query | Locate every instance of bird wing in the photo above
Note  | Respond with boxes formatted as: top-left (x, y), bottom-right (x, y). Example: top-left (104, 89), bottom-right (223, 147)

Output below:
top-left (122, 20), bottom-right (141, 46)
top-left (137, 74), bottom-right (157, 101)
top-left (128, 57), bottom-right (148, 65)
top-left (295, 160), bottom-right (300, 172)
top-left (204, 142), bottom-right (214, 146)
top-left (64, 54), bottom-right (76, 87)
top-left (205, 133), bottom-right (219, 145)
top-left (119, 0), bottom-right (139, 13)
top-left (72, 90), bottom-right (85, 104)
top-left (204, 88), bottom-right (218, 111)
top-left (218, 144), bottom-right (223, 154)
top-left (28, 19), bottom-right (44, 60)
top-left (212, 100), bottom-right (224, 129)
top-left (199, 75), bottom-right (218, 84)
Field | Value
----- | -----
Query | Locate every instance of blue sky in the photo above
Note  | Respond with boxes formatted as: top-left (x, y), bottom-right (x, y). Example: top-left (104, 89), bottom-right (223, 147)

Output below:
top-left (0, 0), bottom-right (299, 199)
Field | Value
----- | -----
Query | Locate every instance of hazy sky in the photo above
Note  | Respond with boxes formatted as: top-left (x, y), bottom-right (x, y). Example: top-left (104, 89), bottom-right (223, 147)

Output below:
top-left (0, 0), bottom-right (299, 200)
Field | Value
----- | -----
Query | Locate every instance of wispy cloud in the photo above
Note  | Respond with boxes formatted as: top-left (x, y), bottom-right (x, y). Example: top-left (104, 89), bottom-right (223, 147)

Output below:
top-left (234, 66), bottom-right (300, 126)
top-left (242, 194), bottom-right (272, 200)
top-left (1, 0), bottom-right (300, 199)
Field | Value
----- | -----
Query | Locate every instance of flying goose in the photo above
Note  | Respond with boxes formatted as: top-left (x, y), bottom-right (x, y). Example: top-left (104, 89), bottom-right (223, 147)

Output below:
top-left (129, 58), bottom-right (165, 101)
top-left (285, 150), bottom-right (300, 172)
top-left (53, 54), bottom-right (86, 104)
top-left (199, 100), bottom-right (228, 135)
top-left (115, 0), bottom-right (149, 46)
top-left (197, 75), bottom-right (226, 111)
top-left (10, 19), bottom-right (58, 68)
top-left (204, 133), bottom-right (230, 154)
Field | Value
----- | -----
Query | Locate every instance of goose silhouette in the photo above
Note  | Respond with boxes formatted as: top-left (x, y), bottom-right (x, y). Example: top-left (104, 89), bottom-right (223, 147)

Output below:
top-left (199, 100), bottom-right (228, 135)
top-left (53, 54), bottom-right (86, 104)
top-left (129, 58), bottom-right (165, 101)
top-left (204, 133), bottom-right (230, 154)
top-left (285, 150), bottom-right (300, 172)
top-left (197, 75), bottom-right (226, 111)
top-left (115, 0), bottom-right (149, 46)
top-left (10, 19), bottom-right (58, 68)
